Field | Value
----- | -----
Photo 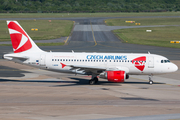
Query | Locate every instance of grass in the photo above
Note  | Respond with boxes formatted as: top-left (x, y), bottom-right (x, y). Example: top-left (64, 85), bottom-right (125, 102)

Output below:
top-left (106, 18), bottom-right (180, 26)
top-left (113, 26), bottom-right (180, 48)
top-left (0, 12), bottom-right (180, 18)
top-left (0, 20), bottom-right (73, 42)
top-left (36, 42), bottom-right (64, 46)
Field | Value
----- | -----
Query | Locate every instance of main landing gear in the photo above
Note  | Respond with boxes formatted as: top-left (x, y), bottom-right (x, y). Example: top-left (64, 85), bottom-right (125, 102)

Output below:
top-left (149, 74), bottom-right (153, 85)
top-left (89, 77), bottom-right (98, 85)
top-left (89, 74), bottom-right (98, 85)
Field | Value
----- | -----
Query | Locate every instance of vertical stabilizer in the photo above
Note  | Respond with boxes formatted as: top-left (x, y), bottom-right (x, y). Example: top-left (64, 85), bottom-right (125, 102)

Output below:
top-left (7, 21), bottom-right (43, 53)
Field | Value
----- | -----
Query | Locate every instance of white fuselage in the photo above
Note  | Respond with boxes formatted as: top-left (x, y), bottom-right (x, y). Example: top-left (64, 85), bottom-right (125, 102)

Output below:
top-left (5, 51), bottom-right (178, 75)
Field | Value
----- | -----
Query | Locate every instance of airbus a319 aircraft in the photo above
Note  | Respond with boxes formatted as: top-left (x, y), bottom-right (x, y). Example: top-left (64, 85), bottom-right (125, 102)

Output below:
top-left (3, 21), bottom-right (178, 85)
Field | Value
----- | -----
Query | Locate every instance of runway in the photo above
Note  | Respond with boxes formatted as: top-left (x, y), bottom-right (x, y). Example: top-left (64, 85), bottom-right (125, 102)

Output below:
top-left (42, 19), bottom-right (180, 60)
top-left (0, 16), bottom-right (180, 119)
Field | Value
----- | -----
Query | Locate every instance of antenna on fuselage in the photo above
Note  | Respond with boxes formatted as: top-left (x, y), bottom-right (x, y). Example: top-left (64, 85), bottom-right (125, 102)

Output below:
top-left (72, 50), bottom-right (74, 53)
top-left (148, 51), bottom-right (150, 54)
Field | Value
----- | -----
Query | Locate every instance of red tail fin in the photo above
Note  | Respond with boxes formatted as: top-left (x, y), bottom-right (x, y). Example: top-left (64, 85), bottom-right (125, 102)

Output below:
top-left (7, 21), bottom-right (42, 53)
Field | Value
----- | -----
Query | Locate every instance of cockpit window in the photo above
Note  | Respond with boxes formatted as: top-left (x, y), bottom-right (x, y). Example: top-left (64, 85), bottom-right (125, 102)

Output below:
top-left (161, 59), bottom-right (170, 63)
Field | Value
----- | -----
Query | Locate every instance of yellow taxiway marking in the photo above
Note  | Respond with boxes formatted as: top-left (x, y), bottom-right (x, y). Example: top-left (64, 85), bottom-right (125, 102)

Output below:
top-left (90, 21), bottom-right (97, 46)
top-left (64, 36), bottom-right (69, 44)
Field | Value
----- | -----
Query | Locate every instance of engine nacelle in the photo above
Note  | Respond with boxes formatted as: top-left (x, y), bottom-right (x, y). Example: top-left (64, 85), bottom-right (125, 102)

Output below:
top-left (100, 71), bottom-right (129, 83)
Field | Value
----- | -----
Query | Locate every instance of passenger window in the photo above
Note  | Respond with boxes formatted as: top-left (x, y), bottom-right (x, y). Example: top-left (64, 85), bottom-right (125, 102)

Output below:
top-left (52, 59), bottom-right (54, 61)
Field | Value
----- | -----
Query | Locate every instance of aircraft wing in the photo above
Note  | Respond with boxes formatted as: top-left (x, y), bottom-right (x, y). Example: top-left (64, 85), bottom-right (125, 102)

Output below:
top-left (68, 65), bottom-right (106, 74)
top-left (68, 64), bottom-right (130, 74)
top-left (69, 65), bottom-right (106, 70)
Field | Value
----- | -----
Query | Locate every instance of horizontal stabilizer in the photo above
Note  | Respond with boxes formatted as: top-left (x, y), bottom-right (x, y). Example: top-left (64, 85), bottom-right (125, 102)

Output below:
top-left (3, 53), bottom-right (29, 61)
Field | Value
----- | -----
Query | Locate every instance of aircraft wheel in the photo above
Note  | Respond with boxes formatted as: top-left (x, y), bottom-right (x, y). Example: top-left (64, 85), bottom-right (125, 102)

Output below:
top-left (89, 77), bottom-right (98, 85)
top-left (89, 79), bottom-right (96, 85)
top-left (149, 80), bottom-right (153, 85)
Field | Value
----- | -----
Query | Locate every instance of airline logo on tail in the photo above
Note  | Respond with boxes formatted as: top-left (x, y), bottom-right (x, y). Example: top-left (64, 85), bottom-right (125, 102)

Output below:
top-left (132, 56), bottom-right (146, 71)
top-left (7, 21), bottom-right (32, 53)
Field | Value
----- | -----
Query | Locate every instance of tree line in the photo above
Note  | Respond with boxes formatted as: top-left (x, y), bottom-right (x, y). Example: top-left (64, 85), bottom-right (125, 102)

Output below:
top-left (1, 0), bottom-right (180, 13)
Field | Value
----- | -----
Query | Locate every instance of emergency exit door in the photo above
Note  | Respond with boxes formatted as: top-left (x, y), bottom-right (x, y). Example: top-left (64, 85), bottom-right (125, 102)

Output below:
top-left (148, 56), bottom-right (154, 68)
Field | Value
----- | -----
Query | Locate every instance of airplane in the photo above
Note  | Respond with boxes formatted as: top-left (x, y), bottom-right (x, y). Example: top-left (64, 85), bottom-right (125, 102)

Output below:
top-left (3, 21), bottom-right (178, 85)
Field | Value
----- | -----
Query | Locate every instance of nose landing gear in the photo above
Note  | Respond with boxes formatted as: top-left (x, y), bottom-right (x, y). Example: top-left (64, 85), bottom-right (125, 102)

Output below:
top-left (149, 74), bottom-right (153, 85)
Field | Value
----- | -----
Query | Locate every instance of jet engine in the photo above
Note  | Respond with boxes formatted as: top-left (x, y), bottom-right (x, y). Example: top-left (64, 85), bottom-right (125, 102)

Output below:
top-left (99, 71), bottom-right (129, 82)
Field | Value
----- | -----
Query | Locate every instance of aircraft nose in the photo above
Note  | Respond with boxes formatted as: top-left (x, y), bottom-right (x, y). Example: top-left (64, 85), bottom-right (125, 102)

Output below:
top-left (171, 63), bottom-right (178, 72)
